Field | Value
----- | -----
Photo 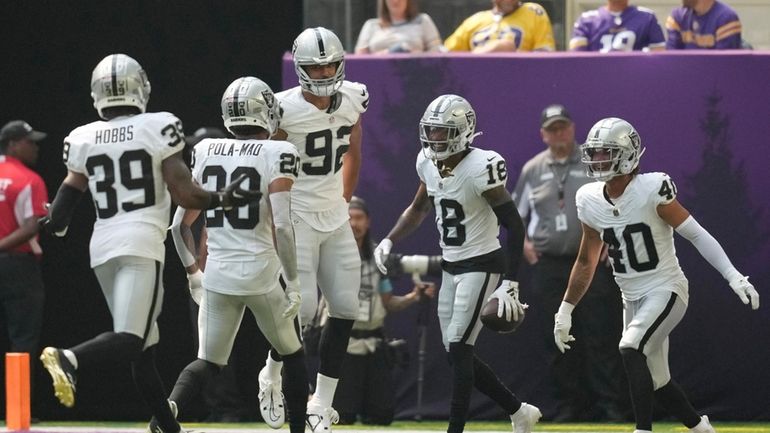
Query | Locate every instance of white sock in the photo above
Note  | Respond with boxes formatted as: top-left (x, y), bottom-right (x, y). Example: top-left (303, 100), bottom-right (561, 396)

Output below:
top-left (63, 349), bottom-right (78, 369)
top-left (264, 355), bottom-right (283, 381)
top-left (310, 374), bottom-right (339, 408)
top-left (633, 430), bottom-right (652, 433)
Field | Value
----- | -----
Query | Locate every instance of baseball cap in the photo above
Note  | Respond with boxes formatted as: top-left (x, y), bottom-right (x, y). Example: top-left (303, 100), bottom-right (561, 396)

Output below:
top-left (349, 196), bottom-right (370, 216)
top-left (0, 120), bottom-right (47, 145)
top-left (540, 104), bottom-right (572, 128)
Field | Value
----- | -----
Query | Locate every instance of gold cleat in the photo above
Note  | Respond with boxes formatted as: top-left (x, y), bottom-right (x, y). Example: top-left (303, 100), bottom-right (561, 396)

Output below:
top-left (40, 347), bottom-right (77, 408)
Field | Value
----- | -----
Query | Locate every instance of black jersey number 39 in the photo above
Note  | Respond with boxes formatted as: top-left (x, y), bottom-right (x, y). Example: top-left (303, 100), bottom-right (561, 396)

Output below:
top-left (85, 149), bottom-right (156, 219)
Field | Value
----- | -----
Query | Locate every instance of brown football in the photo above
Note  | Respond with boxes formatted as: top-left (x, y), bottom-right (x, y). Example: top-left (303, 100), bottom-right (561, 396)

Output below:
top-left (480, 297), bottom-right (525, 334)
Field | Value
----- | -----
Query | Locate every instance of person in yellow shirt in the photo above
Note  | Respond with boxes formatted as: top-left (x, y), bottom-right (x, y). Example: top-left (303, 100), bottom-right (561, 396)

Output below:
top-left (444, 0), bottom-right (555, 52)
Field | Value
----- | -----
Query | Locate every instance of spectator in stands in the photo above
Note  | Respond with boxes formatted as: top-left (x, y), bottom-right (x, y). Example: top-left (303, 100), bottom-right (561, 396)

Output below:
top-left (444, 0), bottom-right (555, 52)
top-left (355, 0), bottom-right (442, 54)
top-left (666, 0), bottom-right (742, 49)
top-left (570, 0), bottom-right (666, 52)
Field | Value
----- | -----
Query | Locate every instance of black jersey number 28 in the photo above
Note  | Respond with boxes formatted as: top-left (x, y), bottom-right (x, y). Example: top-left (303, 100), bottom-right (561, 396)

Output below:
top-left (201, 165), bottom-right (261, 229)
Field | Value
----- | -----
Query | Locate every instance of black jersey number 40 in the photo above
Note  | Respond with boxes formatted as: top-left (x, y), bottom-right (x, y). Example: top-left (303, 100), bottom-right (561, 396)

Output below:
top-left (658, 178), bottom-right (677, 201)
top-left (602, 223), bottom-right (659, 273)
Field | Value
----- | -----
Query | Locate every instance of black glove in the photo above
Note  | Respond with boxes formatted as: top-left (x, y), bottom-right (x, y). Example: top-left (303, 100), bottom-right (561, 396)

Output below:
top-left (38, 215), bottom-right (68, 237)
top-left (208, 173), bottom-right (262, 210)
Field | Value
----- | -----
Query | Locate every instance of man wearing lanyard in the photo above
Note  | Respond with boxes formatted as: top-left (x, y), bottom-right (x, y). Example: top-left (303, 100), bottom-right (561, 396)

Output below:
top-left (512, 105), bottom-right (625, 422)
top-left (0, 120), bottom-right (49, 369)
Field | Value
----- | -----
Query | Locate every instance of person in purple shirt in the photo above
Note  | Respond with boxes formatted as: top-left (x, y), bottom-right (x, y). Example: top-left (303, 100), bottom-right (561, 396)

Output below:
top-left (666, 0), bottom-right (742, 49)
top-left (570, 0), bottom-right (665, 52)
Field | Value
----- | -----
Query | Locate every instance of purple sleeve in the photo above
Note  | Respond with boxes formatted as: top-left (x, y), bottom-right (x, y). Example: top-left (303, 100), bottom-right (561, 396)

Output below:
top-left (665, 10), bottom-right (683, 49)
top-left (714, 8), bottom-right (742, 49)
top-left (647, 17), bottom-right (665, 46)
top-left (569, 15), bottom-right (591, 51)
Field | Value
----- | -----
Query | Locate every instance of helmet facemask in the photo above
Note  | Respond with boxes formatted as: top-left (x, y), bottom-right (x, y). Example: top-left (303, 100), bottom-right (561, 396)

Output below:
top-left (292, 27), bottom-right (346, 97)
top-left (419, 95), bottom-right (479, 162)
top-left (582, 117), bottom-right (645, 181)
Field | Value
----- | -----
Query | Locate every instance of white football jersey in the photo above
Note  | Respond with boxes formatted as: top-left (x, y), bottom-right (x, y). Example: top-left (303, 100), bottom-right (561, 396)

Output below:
top-left (64, 112), bottom-right (185, 267)
top-left (276, 81), bottom-right (369, 231)
top-left (417, 148), bottom-right (506, 262)
top-left (191, 138), bottom-right (299, 266)
top-left (576, 172), bottom-right (688, 302)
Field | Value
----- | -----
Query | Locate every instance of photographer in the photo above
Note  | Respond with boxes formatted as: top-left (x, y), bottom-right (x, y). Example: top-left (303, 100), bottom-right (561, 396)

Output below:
top-left (333, 196), bottom-right (436, 425)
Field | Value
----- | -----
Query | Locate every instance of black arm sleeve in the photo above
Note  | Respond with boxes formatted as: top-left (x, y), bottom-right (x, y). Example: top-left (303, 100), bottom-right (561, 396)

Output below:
top-left (44, 183), bottom-right (84, 233)
top-left (493, 200), bottom-right (525, 280)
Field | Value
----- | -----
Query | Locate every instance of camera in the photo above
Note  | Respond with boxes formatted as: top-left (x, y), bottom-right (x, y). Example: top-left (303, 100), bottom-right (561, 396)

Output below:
top-left (385, 253), bottom-right (443, 279)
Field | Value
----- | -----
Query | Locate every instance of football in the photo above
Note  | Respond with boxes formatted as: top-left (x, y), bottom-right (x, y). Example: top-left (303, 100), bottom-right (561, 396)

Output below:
top-left (480, 297), bottom-right (525, 334)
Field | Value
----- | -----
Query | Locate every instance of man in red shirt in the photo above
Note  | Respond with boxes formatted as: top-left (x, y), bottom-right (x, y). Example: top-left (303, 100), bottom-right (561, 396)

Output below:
top-left (0, 120), bottom-right (49, 360)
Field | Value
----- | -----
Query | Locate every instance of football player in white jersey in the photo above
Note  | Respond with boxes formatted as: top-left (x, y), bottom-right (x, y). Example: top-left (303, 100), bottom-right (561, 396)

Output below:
top-left (553, 117), bottom-right (760, 433)
top-left (37, 54), bottom-right (259, 433)
top-left (157, 77), bottom-right (308, 433)
top-left (373, 95), bottom-right (542, 433)
top-left (256, 27), bottom-right (369, 433)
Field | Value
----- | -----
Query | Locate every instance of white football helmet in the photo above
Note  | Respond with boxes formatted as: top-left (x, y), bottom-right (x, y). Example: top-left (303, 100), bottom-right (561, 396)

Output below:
top-left (581, 117), bottom-right (645, 181)
top-left (221, 77), bottom-right (279, 136)
top-left (292, 27), bottom-right (345, 97)
top-left (91, 54), bottom-right (151, 119)
top-left (419, 94), bottom-right (480, 161)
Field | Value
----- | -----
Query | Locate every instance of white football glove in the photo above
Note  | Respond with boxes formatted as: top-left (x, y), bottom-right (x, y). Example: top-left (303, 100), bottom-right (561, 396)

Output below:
top-left (553, 301), bottom-right (576, 354)
top-left (374, 238), bottom-right (393, 274)
top-left (729, 275), bottom-right (759, 310)
top-left (187, 270), bottom-right (204, 305)
top-left (282, 278), bottom-right (302, 319)
top-left (488, 280), bottom-right (527, 322)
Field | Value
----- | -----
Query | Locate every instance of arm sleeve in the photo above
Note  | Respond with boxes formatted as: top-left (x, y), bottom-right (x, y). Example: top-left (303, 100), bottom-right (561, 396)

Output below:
top-left (493, 200), bottom-right (525, 280)
top-left (271, 190), bottom-right (298, 282)
top-left (675, 215), bottom-right (740, 281)
top-left (569, 16), bottom-right (589, 51)
top-left (647, 16), bottom-right (666, 48)
top-left (170, 206), bottom-right (197, 268)
top-left (532, 6), bottom-right (556, 51)
top-left (46, 183), bottom-right (84, 233)
top-left (714, 16), bottom-right (742, 48)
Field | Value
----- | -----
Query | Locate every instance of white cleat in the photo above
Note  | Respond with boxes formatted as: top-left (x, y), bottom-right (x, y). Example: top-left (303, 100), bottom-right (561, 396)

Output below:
top-left (691, 415), bottom-right (717, 433)
top-left (258, 366), bottom-right (285, 429)
top-left (306, 402), bottom-right (339, 433)
top-left (511, 402), bottom-right (542, 433)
